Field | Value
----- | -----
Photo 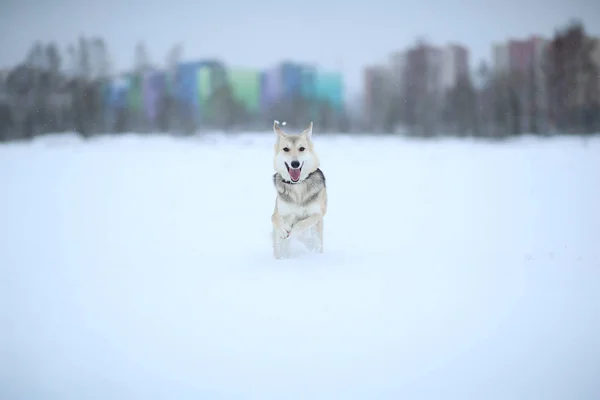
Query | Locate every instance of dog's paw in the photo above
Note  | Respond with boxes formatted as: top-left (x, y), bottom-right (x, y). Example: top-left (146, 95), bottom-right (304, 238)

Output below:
top-left (276, 226), bottom-right (290, 239)
top-left (274, 220), bottom-right (291, 239)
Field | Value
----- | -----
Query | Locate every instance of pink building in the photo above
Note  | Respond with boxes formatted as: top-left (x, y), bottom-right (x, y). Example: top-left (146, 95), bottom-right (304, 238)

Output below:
top-left (402, 43), bottom-right (444, 128)
top-left (494, 35), bottom-right (547, 74)
top-left (508, 39), bottom-right (535, 73)
top-left (404, 43), bottom-right (443, 92)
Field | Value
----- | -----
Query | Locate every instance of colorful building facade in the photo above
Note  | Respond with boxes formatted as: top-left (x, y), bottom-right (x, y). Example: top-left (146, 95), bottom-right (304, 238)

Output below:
top-left (101, 59), bottom-right (345, 128)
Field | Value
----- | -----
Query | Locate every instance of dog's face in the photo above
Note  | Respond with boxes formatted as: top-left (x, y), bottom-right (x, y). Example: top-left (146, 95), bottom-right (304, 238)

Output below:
top-left (273, 121), bottom-right (320, 183)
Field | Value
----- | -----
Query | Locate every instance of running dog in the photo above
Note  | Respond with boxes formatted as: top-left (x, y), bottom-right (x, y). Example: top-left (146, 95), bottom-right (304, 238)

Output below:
top-left (271, 121), bottom-right (327, 259)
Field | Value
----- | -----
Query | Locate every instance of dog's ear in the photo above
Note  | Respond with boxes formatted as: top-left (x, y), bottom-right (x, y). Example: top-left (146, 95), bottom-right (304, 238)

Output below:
top-left (301, 121), bottom-right (313, 139)
top-left (273, 120), bottom-right (287, 138)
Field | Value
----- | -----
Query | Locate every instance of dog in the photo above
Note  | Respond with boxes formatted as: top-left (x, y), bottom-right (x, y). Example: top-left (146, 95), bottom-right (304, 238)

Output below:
top-left (271, 120), bottom-right (328, 259)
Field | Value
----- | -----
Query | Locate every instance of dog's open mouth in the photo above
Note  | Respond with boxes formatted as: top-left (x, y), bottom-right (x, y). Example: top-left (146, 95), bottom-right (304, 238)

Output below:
top-left (285, 162), bottom-right (303, 182)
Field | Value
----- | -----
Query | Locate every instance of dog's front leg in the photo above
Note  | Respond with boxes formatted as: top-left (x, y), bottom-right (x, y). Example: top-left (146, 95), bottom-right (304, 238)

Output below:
top-left (272, 212), bottom-right (291, 259)
top-left (291, 214), bottom-right (324, 253)
top-left (273, 231), bottom-right (291, 259)
top-left (272, 212), bottom-right (291, 239)
top-left (290, 214), bottom-right (323, 236)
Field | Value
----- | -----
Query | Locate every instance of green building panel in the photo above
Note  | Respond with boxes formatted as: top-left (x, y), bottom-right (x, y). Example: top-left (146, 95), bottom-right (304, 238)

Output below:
top-left (315, 72), bottom-right (343, 112)
top-left (300, 67), bottom-right (317, 100)
top-left (228, 68), bottom-right (261, 113)
top-left (197, 66), bottom-right (213, 119)
top-left (127, 73), bottom-right (143, 112)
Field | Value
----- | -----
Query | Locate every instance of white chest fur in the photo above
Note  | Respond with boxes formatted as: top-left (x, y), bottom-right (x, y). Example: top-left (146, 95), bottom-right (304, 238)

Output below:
top-left (273, 170), bottom-right (326, 230)
top-left (277, 198), bottom-right (321, 227)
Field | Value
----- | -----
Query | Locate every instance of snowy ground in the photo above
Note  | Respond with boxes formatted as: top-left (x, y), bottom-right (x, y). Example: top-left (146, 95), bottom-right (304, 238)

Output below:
top-left (1, 132), bottom-right (599, 400)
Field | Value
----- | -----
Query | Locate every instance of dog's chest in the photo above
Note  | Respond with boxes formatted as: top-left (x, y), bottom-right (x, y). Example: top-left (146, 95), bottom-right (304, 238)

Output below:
top-left (278, 200), bottom-right (320, 224)
top-left (277, 186), bottom-right (321, 225)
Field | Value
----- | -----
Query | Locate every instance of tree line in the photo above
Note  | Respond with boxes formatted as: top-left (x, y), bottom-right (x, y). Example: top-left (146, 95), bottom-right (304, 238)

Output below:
top-left (365, 21), bottom-right (600, 137)
top-left (0, 21), bottom-right (598, 142)
top-left (0, 35), bottom-right (349, 141)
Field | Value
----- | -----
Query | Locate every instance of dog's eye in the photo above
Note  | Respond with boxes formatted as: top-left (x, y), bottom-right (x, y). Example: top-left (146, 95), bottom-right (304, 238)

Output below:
top-left (298, 147), bottom-right (305, 152)
top-left (283, 147), bottom-right (290, 152)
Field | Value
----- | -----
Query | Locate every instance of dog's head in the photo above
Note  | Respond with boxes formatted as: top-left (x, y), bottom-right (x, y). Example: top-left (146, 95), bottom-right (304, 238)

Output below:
top-left (273, 121), bottom-right (320, 183)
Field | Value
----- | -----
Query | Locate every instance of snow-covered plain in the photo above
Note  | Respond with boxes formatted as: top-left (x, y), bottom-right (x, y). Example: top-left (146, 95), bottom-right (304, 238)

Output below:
top-left (1, 132), bottom-right (599, 400)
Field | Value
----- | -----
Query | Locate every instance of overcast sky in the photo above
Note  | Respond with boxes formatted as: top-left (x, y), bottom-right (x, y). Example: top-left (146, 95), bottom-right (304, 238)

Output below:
top-left (1, 0), bottom-right (598, 95)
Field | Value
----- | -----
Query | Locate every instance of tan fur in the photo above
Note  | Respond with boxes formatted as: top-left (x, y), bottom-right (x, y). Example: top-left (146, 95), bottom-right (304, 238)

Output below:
top-left (271, 121), bottom-right (328, 259)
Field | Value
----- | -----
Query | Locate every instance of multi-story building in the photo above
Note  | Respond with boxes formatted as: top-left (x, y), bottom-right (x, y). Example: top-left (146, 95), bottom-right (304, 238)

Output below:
top-left (402, 42), bottom-right (444, 134)
top-left (441, 44), bottom-right (469, 89)
top-left (453, 44), bottom-right (469, 78)
top-left (492, 35), bottom-right (549, 132)
top-left (593, 37), bottom-right (600, 65)
top-left (0, 69), bottom-right (7, 104)
top-left (363, 65), bottom-right (391, 128)
top-left (508, 39), bottom-right (536, 74)
top-left (389, 51), bottom-right (407, 92)
top-left (530, 36), bottom-right (550, 131)
top-left (531, 36), bottom-right (548, 72)
top-left (492, 35), bottom-right (547, 75)
top-left (492, 43), bottom-right (510, 74)
top-left (572, 36), bottom-right (600, 112)
top-left (591, 37), bottom-right (600, 92)
top-left (404, 43), bottom-right (444, 94)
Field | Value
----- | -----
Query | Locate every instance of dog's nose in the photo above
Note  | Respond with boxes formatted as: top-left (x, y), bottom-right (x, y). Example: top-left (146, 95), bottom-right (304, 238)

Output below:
top-left (290, 161), bottom-right (300, 169)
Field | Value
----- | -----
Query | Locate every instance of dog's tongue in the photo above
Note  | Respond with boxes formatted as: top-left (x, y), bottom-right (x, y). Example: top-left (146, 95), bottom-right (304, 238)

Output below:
top-left (289, 168), bottom-right (301, 181)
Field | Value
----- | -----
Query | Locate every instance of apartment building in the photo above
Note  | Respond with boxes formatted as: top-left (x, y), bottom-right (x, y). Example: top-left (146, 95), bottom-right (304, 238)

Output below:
top-left (591, 37), bottom-right (600, 91)
top-left (492, 35), bottom-right (547, 75)
top-left (388, 51), bottom-right (406, 97)
top-left (492, 35), bottom-right (549, 131)
top-left (363, 65), bottom-right (391, 127)
top-left (441, 44), bottom-right (469, 89)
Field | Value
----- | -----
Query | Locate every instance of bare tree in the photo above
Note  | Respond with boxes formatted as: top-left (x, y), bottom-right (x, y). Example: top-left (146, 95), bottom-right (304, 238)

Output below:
top-left (475, 60), bottom-right (492, 136)
top-left (491, 73), bottom-right (510, 137)
top-left (508, 72), bottom-right (523, 135)
top-left (90, 38), bottom-right (111, 80)
top-left (78, 36), bottom-right (91, 80)
top-left (527, 63), bottom-right (539, 134)
top-left (445, 75), bottom-right (477, 136)
top-left (134, 41), bottom-right (152, 73)
top-left (165, 44), bottom-right (183, 78)
top-left (544, 21), bottom-right (598, 134)
top-left (46, 43), bottom-right (62, 75)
